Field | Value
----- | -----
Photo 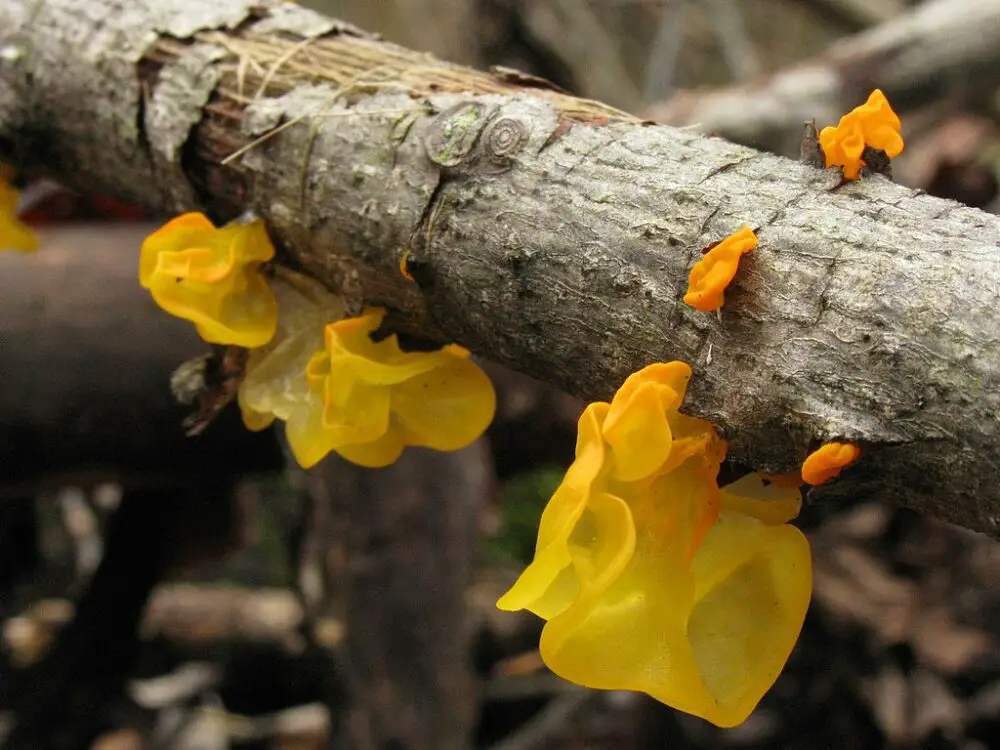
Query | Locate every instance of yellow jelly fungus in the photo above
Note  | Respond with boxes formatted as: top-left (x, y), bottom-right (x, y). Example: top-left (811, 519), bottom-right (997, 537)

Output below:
top-left (238, 386), bottom-right (277, 431)
top-left (0, 175), bottom-right (38, 253)
top-left (245, 306), bottom-right (496, 469)
top-left (498, 362), bottom-right (812, 727)
top-left (718, 472), bottom-right (802, 526)
top-left (819, 89), bottom-right (904, 181)
top-left (683, 226), bottom-right (757, 312)
top-left (801, 441), bottom-right (860, 485)
top-left (139, 212), bottom-right (278, 347)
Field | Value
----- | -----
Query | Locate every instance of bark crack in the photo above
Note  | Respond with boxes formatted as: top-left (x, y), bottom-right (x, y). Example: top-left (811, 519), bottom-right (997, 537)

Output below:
top-left (407, 170), bottom-right (447, 282)
top-left (554, 132), bottom-right (618, 180)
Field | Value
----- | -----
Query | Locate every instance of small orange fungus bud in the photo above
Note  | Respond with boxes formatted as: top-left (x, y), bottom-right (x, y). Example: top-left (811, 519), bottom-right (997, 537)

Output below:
top-left (683, 226), bottom-right (757, 312)
top-left (819, 89), bottom-right (903, 181)
top-left (801, 441), bottom-right (860, 485)
top-left (0, 173), bottom-right (38, 253)
top-left (399, 251), bottom-right (415, 282)
top-left (139, 213), bottom-right (278, 348)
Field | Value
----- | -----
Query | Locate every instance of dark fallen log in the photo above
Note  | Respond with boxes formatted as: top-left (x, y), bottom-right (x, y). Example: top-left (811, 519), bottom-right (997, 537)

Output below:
top-left (0, 222), bottom-right (284, 748)
top-left (315, 444), bottom-right (493, 750)
top-left (0, 222), bottom-right (282, 497)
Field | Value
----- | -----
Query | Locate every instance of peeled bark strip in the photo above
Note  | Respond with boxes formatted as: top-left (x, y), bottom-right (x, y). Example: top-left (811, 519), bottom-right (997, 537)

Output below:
top-left (0, 0), bottom-right (999, 534)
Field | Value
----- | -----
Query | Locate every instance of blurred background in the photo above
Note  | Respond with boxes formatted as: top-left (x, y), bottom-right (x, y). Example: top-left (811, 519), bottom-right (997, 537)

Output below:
top-left (2, 1), bottom-right (1000, 748)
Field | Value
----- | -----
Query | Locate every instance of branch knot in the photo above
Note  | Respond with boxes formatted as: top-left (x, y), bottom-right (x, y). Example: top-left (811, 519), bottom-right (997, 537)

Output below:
top-left (423, 101), bottom-right (491, 168)
top-left (483, 116), bottom-right (527, 166)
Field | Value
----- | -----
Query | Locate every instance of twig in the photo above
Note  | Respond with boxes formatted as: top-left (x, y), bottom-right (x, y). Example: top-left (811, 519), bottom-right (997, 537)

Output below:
top-left (641, 0), bottom-right (689, 105)
top-left (488, 688), bottom-right (592, 750)
top-left (704, 0), bottom-right (760, 80)
top-left (646, 0), bottom-right (1000, 152)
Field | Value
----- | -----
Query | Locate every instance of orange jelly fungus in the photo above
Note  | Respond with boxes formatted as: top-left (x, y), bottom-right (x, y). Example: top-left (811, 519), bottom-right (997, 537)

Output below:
top-left (801, 442), bottom-right (860, 485)
top-left (399, 251), bottom-right (415, 282)
top-left (683, 226), bottom-right (757, 312)
top-left (819, 89), bottom-right (903, 181)
top-left (273, 308), bottom-right (497, 469)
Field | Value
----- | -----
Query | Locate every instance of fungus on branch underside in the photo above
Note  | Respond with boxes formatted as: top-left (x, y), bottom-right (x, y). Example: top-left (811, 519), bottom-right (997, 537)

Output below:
top-left (497, 362), bottom-right (812, 727)
top-left (139, 213), bottom-right (278, 347)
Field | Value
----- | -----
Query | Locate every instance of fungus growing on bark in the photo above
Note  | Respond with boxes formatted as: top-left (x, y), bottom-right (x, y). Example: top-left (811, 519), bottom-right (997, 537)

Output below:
top-left (801, 442), bottom-right (861, 485)
top-left (683, 227), bottom-right (758, 312)
top-left (241, 305), bottom-right (496, 469)
top-left (819, 89), bottom-right (904, 180)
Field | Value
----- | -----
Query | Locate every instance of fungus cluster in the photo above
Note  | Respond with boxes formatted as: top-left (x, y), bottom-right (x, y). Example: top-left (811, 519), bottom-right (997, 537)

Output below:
top-left (818, 88), bottom-right (904, 180)
top-left (138, 213), bottom-right (496, 469)
top-left (123, 87), bottom-right (887, 730)
top-left (497, 362), bottom-right (812, 727)
top-left (241, 307), bottom-right (495, 468)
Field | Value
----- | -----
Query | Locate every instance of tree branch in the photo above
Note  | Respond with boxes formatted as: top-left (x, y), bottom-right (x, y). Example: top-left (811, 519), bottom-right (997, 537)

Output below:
top-left (808, 0), bottom-right (904, 30)
top-left (1, 0), bottom-right (999, 535)
top-left (645, 0), bottom-right (1000, 153)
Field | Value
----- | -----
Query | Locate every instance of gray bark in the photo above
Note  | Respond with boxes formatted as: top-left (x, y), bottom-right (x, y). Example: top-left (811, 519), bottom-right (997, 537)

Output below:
top-left (1, 0), bottom-right (999, 534)
top-left (645, 0), bottom-right (1000, 154)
